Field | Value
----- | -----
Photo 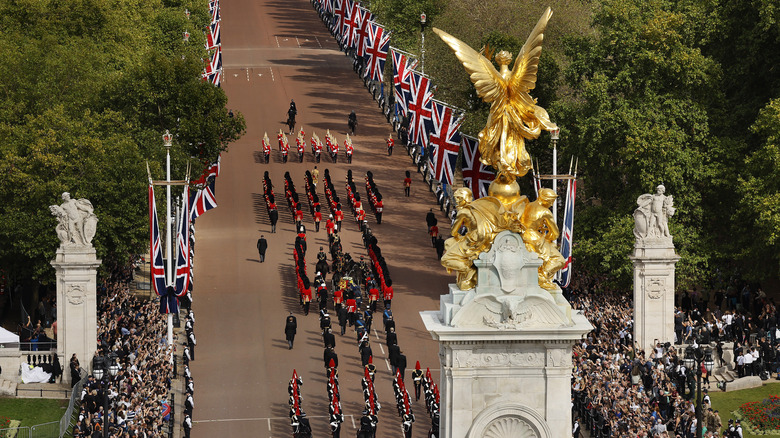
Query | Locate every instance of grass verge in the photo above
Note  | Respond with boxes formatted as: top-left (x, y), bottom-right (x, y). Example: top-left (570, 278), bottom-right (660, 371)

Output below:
top-left (0, 397), bottom-right (68, 428)
top-left (710, 381), bottom-right (780, 438)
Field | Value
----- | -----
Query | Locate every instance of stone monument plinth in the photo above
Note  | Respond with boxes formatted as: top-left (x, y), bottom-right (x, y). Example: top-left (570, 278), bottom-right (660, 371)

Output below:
top-left (50, 192), bottom-right (100, 371)
top-left (422, 231), bottom-right (592, 438)
top-left (630, 185), bottom-right (680, 351)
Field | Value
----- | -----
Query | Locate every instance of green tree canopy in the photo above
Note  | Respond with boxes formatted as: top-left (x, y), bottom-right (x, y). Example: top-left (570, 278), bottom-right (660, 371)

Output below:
top-left (0, 0), bottom-right (245, 284)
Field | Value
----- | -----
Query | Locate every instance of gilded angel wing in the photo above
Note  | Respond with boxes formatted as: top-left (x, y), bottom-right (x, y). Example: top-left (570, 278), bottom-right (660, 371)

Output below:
top-left (433, 28), bottom-right (504, 103)
top-left (509, 7), bottom-right (553, 94)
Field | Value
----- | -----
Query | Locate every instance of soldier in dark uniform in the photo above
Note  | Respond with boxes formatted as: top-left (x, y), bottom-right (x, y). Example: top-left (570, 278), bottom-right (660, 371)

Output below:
top-left (269, 207), bottom-right (279, 233)
top-left (338, 305), bottom-right (348, 336)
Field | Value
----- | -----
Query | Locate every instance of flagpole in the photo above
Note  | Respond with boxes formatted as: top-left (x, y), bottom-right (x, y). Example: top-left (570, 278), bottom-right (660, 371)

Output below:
top-left (551, 128), bottom-right (559, 226)
top-left (163, 131), bottom-right (174, 348)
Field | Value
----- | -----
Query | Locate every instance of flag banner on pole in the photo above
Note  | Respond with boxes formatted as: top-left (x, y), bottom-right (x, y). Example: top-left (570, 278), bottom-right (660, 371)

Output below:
top-left (159, 285), bottom-right (179, 314)
top-left (363, 22), bottom-right (390, 81)
top-left (149, 185), bottom-right (168, 297)
top-left (206, 21), bottom-right (221, 50)
top-left (391, 48), bottom-right (417, 115)
top-left (407, 71), bottom-right (435, 146)
top-left (354, 7), bottom-right (374, 57)
top-left (174, 185), bottom-right (192, 297)
top-left (210, 5), bottom-right (220, 24)
top-left (205, 46), bottom-right (222, 75)
top-left (332, 0), bottom-right (345, 35)
top-left (461, 135), bottom-right (494, 199)
top-left (192, 155), bottom-right (220, 186)
top-left (341, 0), bottom-right (358, 47)
top-left (209, 0), bottom-right (219, 12)
top-left (428, 100), bottom-right (462, 185)
top-left (190, 178), bottom-right (217, 221)
top-left (558, 177), bottom-right (577, 288)
top-left (202, 69), bottom-right (222, 87)
top-left (324, 0), bottom-right (334, 14)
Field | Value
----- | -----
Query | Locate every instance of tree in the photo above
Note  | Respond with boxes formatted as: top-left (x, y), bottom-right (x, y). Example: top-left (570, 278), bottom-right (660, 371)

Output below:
top-left (0, 0), bottom-right (245, 284)
top-left (553, 0), bottom-right (722, 289)
top-left (734, 99), bottom-right (780, 279)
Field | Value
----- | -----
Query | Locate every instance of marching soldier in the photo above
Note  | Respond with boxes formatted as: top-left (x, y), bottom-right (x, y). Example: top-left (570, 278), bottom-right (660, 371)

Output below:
top-left (262, 132), bottom-right (271, 164)
top-left (412, 362), bottom-right (424, 401)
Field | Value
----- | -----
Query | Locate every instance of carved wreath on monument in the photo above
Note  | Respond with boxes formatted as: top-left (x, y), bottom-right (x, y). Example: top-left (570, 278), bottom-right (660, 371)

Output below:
top-left (50, 192), bottom-right (98, 247)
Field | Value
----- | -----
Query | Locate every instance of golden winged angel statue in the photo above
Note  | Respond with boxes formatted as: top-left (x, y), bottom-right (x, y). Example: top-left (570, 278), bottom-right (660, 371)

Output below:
top-left (433, 7), bottom-right (558, 180)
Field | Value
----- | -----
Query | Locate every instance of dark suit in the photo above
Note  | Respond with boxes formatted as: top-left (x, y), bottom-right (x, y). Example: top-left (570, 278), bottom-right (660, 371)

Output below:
top-left (397, 353), bottom-right (407, 379)
top-left (257, 237), bottom-right (268, 262)
top-left (269, 209), bottom-right (279, 233)
top-left (386, 331), bottom-right (398, 346)
top-left (323, 331), bottom-right (336, 348)
top-left (324, 348), bottom-right (339, 369)
top-left (389, 344), bottom-right (401, 374)
top-left (285, 315), bottom-right (297, 349)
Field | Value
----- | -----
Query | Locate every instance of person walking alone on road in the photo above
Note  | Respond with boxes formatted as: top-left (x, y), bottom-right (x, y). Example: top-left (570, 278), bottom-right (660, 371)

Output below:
top-left (285, 313), bottom-right (298, 349)
top-left (404, 171), bottom-right (412, 197)
top-left (348, 110), bottom-right (358, 135)
top-left (257, 235), bottom-right (268, 262)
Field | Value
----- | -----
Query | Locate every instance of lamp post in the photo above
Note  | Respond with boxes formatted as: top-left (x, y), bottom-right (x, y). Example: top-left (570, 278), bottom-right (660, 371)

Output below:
top-left (684, 345), bottom-right (714, 438)
top-left (92, 356), bottom-right (120, 438)
top-left (420, 13), bottom-right (427, 75)
top-left (162, 130), bottom-right (174, 348)
top-left (550, 127), bottom-right (560, 225)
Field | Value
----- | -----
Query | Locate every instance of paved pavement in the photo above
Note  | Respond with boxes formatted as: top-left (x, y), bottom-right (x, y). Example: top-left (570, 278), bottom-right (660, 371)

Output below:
top-left (189, 0), bottom-right (452, 436)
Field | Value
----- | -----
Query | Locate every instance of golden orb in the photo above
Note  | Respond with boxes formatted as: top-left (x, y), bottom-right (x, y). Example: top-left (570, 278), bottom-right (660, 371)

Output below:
top-left (488, 173), bottom-right (522, 208)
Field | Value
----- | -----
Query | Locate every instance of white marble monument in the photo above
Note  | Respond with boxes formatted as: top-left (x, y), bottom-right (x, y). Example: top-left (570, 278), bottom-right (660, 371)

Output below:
top-left (422, 231), bottom-right (592, 438)
top-left (630, 185), bottom-right (680, 351)
top-left (50, 192), bottom-right (100, 372)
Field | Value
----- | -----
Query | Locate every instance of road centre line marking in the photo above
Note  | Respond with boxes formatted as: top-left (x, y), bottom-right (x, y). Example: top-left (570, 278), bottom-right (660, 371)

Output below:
top-left (315, 36), bottom-right (322, 49)
top-left (269, 67), bottom-right (275, 82)
top-left (296, 36), bottom-right (301, 48)
top-left (275, 35), bottom-right (280, 48)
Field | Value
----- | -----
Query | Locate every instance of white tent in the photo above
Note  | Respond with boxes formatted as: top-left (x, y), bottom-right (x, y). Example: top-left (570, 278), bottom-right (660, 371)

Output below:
top-left (0, 326), bottom-right (19, 344)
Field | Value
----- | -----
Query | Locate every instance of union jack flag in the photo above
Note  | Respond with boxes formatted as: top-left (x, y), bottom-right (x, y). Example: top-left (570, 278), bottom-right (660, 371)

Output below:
top-left (353, 7), bottom-right (374, 57)
top-left (210, 4), bottom-right (220, 24)
top-left (190, 178), bottom-right (217, 221)
top-left (557, 177), bottom-right (577, 288)
top-left (206, 21), bottom-right (220, 50)
top-left (148, 185), bottom-right (168, 297)
top-left (205, 46), bottom-right (222, 74)
top-left (174, 185), bottom-right (192, 297)
top-left (202, 69), bottom-right (221, 87)
top-left (428, 101), bottom-right (462, 185)
top-left (323, 0), bottom-right (333, 14)
top-left (209, 0), bottom-right (219, 12)
top-left (363, 22), bottom-right (390, 81)
top-left (341, 0), bottom-right (359, 48)
top-left (461, 135), bottom-right (494, 199)
top-left (391, 49), bottom-right (417, 114)
top-left (332, 0), bottom-right (344, 35)
top-left (407, 71), bottom-right (435, 146)
top-left (192, 155), bottom-right (220, 186)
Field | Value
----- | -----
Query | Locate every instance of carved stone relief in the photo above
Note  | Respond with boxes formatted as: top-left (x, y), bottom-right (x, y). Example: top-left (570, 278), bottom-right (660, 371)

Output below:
top-left (66, 284), bottom-right (86, 305)
top-left (484, 417), bottom-right (539, 438)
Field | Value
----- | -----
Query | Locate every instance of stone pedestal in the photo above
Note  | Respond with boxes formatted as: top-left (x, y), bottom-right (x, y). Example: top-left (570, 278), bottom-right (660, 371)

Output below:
top-left (630, 244), bottom-right (679, 351)
top-left (422, 231), bottom-right (593, 438)
top-left (51, 246), bottom-right (100, 372)
top-left (422, 312), bottom-right (591, 438)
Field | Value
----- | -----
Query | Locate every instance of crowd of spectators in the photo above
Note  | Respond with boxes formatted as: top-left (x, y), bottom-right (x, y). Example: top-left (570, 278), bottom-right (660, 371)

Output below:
top-left (71, 276), bottom-right (174, 438)
top-left (568, 270), bottom-right (777, 438)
